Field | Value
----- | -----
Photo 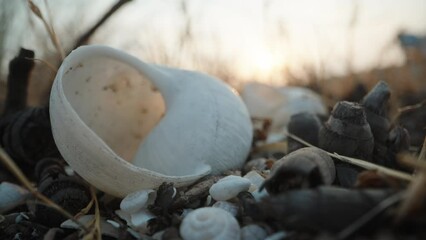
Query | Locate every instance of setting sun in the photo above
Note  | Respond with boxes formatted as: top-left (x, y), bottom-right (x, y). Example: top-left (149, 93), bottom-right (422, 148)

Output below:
top-left (253, 51), bottom-right (278, 76)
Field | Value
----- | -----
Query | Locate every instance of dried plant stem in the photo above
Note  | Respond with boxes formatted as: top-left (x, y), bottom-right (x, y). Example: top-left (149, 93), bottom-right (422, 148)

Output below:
top-left (418, 137), bottom-right (426, 162)
top-left (0, 147), bottom-right (88, 232)
top-left (82, 187), bottom-right (102, 240)
top-left (25, 57), bottom-right (57, 74)
top-left (396, 137), bottom-right (426, 222)
top-left (392, 100), bottom-right (426, 122)
top-left (338, 191), bottom-right (404, 240)
top-left (284, 131), bottom-right (413, 182)
top-left (28, 0), bottom-right (65, 60)
top-left (398, 100), bottom-right (426, 114)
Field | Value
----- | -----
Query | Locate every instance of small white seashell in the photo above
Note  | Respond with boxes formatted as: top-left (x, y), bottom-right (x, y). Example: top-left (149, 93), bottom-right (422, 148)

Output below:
top-left (115, 209), bottom-right (131, 224)
top-left (116, 208), bottom-right (155, 233)
top-left (130, 209), bottom-right (156, 232)
top-left (49, 45), bottom-right (253, 197)
top-left (209, 175), bottom-right (251, 201)
top-left (120, 189), bottom-right (156, 214)
top-left (243, 170), bottom-right (266, 192)
top-left (251, 188), bottom-right (269, 202)
top-left (212, 201), bottom-right (239, 217)
top-left (61, 215), bottom-right (119, 238)
top-left (241, 224), bottom-right (268, 240)
top-left (241, 82), bottom-right (327, 133)
top-left (179, 207), bottom-right (240, 240)
top-left (0, 182), bottom-right (30, 213)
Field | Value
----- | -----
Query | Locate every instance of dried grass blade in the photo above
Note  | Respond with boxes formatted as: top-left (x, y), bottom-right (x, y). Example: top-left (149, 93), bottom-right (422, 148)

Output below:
top-left (82, 187), bottom-right (102, 240)
top-left (27, 0), bottom-right (65, 60)
top-left (24, 57), bottom-right (57, 73)
top-left (0, 147), bottom-right (88, 232)
top-left (396, 137), bottom-right (426, 222)
top-left (284, 131), bottom-right (413, 182)
top-left (338, 192), bottom-right (404, 240)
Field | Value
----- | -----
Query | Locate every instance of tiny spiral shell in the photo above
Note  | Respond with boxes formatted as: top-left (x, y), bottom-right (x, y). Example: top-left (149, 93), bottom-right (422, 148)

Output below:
top-left (179, 207), bottom-right (240, 240)
top-left (212, 201), bottom-right (239, 217)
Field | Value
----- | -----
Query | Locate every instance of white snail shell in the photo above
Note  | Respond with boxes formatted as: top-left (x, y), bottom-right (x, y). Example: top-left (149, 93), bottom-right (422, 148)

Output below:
top-left (209, 175), bottom-right (251, 201)
top-left (61, 215), bottom-right (119, 238)
top-left (120, 189), bottom-right (156, 213)
top-left (241, 224), bottom-right (268, 240)
top-left (49, 45), bottom-right (252, 197)
top-left (241, 82), bottom-right (327, 133)
top-left (179, 207), bottom-right (240, 240)
top-left (212, 201), bottom-right (239, 217)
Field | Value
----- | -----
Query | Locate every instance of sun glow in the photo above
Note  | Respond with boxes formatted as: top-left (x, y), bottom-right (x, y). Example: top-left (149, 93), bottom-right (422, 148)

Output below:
top-left (254, 52), bottom-right (277, 75)
top-left (248, 50), bottom-right (286, 81)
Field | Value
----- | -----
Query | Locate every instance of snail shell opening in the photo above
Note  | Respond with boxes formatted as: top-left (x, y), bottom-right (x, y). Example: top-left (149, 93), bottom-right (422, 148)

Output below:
top-left (59, 49), bottom-right (165, 162)
top-left (50, 46), bottom-right (252, 197)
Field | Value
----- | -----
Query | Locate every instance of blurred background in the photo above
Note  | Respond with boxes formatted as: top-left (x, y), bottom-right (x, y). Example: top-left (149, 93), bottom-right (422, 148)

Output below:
top-left (0, 0), bottom-right (425, 106)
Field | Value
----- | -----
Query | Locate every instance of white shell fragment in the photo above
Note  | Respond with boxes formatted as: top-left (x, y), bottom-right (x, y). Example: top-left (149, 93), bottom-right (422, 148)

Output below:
top-left (243, 170), bottom-right (266, 192)
top-left (116, 209), bottom-right (155, 233)
top-left (212, 201), bottom-right (239, 217)
top-left (209, 175), bottom-right (251, 201)
top-left (61, 215), bottom-right (119, 238)
top-left (243, 171), bottom-right (269, 201)
top-left (120, 189), bottom-right (156, 213)
top-left (49, 45), bottom-right (253, 197)
top-left (130, 209), bottom-right (156, 230)
top-left (179, 207), bottom-right (240, 240)
top-left (241, 224), bottom-right (268, 240)
top-left (0, 182), bottom-right (30, 213)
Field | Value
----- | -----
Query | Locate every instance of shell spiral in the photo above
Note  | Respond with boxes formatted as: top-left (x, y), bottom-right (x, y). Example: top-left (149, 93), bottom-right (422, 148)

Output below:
top-left (49, 45), bottom-right (253, 197)
top-left (179, 207), bottom-right (241, 240)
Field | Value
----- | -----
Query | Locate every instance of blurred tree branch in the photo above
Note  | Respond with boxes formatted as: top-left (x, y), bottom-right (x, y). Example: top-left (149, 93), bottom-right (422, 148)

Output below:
top-left (71, 0), bottom-right (133, 51)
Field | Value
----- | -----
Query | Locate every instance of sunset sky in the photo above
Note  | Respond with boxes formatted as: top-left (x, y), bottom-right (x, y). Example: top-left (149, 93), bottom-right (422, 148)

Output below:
top-left (2, 0), bottom-right (426, 84)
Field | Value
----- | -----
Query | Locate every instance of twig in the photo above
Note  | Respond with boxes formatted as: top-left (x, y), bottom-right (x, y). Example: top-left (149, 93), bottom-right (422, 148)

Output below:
top-left (418, 137), bottom-right (426, 163)
top-left (284, 131), bottom-right (413, 182)
top-left (0, 147), bottom-right (88, 232)
top-left (396, 137), bottom-right (426, 222)
top-left (337, 191), bottom-right (404, 240)
top-left (397, 100), bottom-right (426, 114)
top-left (72, 0), bottom-right (133, 50)
top-left (28, 0), bottom-right (65, 60)
top-left (82, 187), bottom-right (102, 240)
top-left (392, 100), bottom-right (426, 122)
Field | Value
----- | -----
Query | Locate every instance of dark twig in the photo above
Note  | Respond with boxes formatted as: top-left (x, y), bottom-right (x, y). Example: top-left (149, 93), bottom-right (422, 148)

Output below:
top-left (3, 48), bottom-right (34, 117)
top-left (72, 0), bottom-right (133, 50)
top-left (337, 191), bottom-right (404, 239)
